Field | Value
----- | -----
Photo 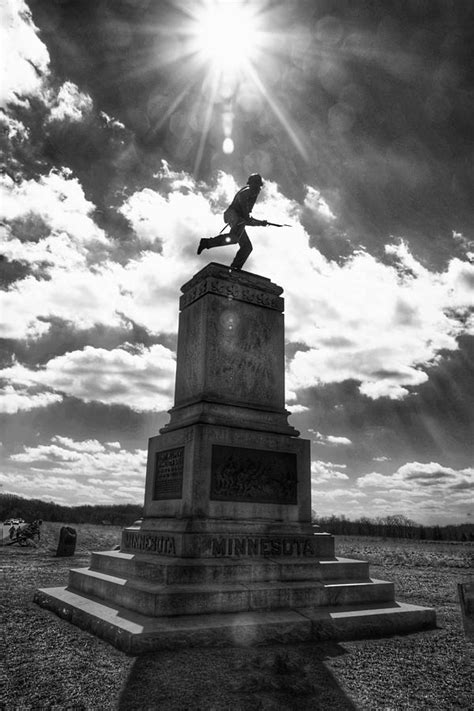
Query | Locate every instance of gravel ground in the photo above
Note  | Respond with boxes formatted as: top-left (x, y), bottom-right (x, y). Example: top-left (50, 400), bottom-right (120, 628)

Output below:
top-left (1, 526), bottom-right (473, 710)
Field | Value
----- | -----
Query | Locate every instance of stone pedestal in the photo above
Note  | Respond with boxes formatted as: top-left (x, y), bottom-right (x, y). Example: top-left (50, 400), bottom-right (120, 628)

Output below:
top-left (35, 263), bottom-right (435, 652)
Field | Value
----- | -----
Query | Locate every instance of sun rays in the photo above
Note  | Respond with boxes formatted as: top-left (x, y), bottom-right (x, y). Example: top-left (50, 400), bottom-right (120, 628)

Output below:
top-left (140, 0), bottom-right (309, 176)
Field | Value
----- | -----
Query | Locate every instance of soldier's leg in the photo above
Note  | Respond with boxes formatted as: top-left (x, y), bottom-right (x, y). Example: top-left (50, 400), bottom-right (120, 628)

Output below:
top-left (206, 232), bottom-right (239, 248)
top-left (197, 231), bottom-right (239, 254)
top-left (230, 229), bottom-right (253, 270)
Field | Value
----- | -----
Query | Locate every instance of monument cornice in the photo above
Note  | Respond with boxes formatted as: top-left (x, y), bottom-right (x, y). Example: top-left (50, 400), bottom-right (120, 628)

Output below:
top-left (179, 262), bottom-right (284, 312)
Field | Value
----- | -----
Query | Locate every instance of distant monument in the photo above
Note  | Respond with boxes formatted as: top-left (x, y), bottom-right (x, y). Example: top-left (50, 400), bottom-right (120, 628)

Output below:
top-left (35, 264), bottom-right (435, 652)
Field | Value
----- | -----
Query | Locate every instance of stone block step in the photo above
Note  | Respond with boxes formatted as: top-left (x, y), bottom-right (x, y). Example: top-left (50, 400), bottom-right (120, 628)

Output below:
top-left (90, 550), bottom-right (369, 585)
top-left (68, 567), bottom-right (395, 617)
top-left (34, 586), bottom-right (436, 654)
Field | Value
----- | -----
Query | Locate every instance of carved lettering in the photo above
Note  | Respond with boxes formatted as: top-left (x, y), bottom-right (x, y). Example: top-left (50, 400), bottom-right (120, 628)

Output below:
top-left (247, 539), bottom-right (259, 556)
top-left (211, 538), bottom-right (227, 556)
top-left (180, 277), bottom-right (283, 312)
top-left (123, 532), bottom-right (177, 556)
top-left (153, 447), bottom-right (184, 500)
top-left (209, 537), bottom-right (318, 558)
top-left (271, 540), bottom-right (282, 556)
top-left (234, 538), bottom-right (247, 556)
top-left (204, 428), bottom-right (296, 453)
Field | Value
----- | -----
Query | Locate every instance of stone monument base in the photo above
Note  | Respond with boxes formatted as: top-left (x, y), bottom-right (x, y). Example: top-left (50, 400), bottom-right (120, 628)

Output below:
top-left (34, 523), bottom-right (435, 654)
top-left (34, 265), bottom-right (435, 651)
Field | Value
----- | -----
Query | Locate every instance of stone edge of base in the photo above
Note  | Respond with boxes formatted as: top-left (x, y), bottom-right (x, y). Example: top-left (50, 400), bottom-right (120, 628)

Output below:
top-left (34, 587), bottom-right (437, 656)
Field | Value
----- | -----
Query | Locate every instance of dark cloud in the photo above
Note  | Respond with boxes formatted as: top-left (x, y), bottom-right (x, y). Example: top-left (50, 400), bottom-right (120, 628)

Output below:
top-left (26, 0), bottom-right (474, 268)
top-left (0, 256), bottom-right (32, 291)
top-left (0, 317), bottom-right (175, 368)
top-left (295, 334), bottom-right (474, 471)
top-left (0, 397), bottom-right (166, 456)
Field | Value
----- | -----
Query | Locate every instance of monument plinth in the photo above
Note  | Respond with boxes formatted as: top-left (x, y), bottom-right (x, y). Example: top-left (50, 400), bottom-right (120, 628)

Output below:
top-left (35, 264), bottom-right (435, 652)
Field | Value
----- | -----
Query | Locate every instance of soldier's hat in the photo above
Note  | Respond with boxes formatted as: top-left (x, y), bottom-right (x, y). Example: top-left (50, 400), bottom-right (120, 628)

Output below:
top-left (247, 173), bottom-right (264, 188)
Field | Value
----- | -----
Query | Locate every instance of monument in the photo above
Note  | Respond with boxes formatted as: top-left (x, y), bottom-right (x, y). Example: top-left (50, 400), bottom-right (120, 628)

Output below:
top-left (35, 263), bottom-right (435, 653)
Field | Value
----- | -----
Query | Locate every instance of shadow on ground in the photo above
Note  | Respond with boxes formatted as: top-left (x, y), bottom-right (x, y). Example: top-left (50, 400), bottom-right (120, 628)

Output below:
top-left (117, 641), bottom-right (357, 711)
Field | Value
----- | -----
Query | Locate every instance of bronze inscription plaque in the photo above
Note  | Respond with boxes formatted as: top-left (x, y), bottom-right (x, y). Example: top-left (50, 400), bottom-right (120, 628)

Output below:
top-left (153, 447), bottom-right (184, 499)
top-left (210, 445), bottom-right (297, 504)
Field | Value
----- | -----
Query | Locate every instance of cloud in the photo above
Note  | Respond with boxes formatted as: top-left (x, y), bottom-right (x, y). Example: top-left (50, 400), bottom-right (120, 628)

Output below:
top-left (47, 81), bottom-right (93, 123)
top-left (2, 166), bottom-right (473, 406)
top-left (1, 170), bottom-right (108, 248)
top-left (0, 266), bottom-right (124, 339)
top-left (353, 461), bottom-right (473, 524)
top-left (3, 436), bottom-right (147, 505)
top-left (0, 385), bottom-right (62, 414)
top-left (53, 435), bottom-right (106, 454)
top-left (304, 186), bottom-right (336, 221)
top-left (0, 111), bottom-right (29, 140)
top-left (310, 430), bottom-right (352, 446)
top-left (119, 164), bottom-right (230, 251)
top-left (283, 240), bottom-right (473, 401)
top-left (311, 460), bottom-right (349, 483)
top-left (0, 0), bottom-right (49, 107)
top-left (287, 404), bottom-right (309, 414)
top-left (0, 344), bottom-right (176, 412)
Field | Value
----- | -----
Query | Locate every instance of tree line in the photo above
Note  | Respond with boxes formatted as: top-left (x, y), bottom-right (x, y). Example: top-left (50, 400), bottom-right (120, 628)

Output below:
top-left (312, 513), bottom-right (474, 542)
top-left (0, 493), bottom-right (143, 527)
top-left (2, 494), bottom-right (472, 541)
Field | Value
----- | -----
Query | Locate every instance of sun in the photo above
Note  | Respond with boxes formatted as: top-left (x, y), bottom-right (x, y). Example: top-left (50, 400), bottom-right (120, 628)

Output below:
top-left (193, 1), bottom-right (261, 75)
top-left (146, 1), bottom-right (305, 171)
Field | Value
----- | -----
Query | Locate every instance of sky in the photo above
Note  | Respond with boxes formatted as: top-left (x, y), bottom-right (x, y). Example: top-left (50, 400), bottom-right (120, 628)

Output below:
top-left (0, 0), bottom-right (473, 526)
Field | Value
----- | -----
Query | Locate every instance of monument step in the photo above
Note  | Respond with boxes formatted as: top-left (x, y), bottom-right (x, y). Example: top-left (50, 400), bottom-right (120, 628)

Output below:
top-left (90, 551), bottom-right (370, 585)
top-left (34, 585), bottom-right (436, 654)
top-left (68, 567), bottom-right (395, 617)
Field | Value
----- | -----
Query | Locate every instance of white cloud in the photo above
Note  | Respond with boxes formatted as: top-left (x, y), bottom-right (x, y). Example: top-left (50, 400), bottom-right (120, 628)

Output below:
top-left (48, 81), bottom-right (93, 123)
top-left (0, 385), bottom-right (62, 414)
top-left (0, 344), bottom-right (176, 412)
top-left (119, 183), bottom-right (222, 249)
top-left (286, 404), bottom-right (309, 414)
top-left (1, 231), bottom-right (89, 272)
top-left (0, 170), bottom-right (108, 247)
top-left (352, 461), bottom-right (474, 524)
top-left (3, 436), bottom-right (147, 505)
top-left (311, 431), bottom-right (352, 446)
top-left (0, 0), bottom-right (49, 107)
top-left (282, 242), bottom-right (472, 400)
top-left (53, 436), bottom-right (107, 454)
top-left (1, 167), bottom-right (473, 404)
top-left (311, 460), bottom-right (349, 483)
top-left (0, 111), bottom-right (29, 139)
top-left (0, 266), bottom-right (123, 339)
top-left (304, 185), bottom-right (336, 220)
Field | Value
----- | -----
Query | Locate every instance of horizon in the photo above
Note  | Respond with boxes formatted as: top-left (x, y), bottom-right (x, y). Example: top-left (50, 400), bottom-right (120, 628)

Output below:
top-left (1, 1), bottom-right (473, 527)
top-left (1, 491), bottom-right (473, 530)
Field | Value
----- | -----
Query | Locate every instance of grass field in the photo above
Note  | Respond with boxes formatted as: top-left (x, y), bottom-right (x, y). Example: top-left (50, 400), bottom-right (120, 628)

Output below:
top-left (2, 522), bottom-right (472, 710)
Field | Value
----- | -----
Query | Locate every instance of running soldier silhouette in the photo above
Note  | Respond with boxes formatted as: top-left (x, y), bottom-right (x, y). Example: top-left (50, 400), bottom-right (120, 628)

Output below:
top-left (197, 173), bottom-right (267, 271)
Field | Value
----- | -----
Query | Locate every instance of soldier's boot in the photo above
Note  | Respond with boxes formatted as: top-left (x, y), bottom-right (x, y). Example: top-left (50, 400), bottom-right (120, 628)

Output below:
top-left (197, 239), bottom-right (208, 255)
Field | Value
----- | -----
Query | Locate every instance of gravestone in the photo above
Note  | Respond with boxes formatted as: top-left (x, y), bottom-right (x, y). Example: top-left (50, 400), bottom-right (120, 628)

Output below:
top-left (35, 263), bottom-right (435, 652)
top-left (458, 582), bottom-right (474, 640)
top-left (56, 526), bottom-right (77, 557)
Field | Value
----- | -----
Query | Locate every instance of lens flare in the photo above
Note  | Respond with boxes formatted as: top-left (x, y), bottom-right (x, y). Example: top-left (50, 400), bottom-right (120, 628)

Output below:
top-left (223, 137), bottom-right (234, 153)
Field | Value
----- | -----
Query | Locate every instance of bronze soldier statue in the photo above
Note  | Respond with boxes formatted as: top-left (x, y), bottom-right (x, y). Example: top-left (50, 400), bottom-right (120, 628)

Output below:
top-left (197, 173), bottom-right (268, 271)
